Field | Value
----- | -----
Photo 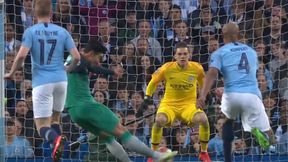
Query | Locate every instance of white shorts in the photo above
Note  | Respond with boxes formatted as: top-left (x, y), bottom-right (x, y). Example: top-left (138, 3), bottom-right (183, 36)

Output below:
top-left (32, 81), bottom-right (67, 118)
top-left (221, 93), bottom-right (270, 132)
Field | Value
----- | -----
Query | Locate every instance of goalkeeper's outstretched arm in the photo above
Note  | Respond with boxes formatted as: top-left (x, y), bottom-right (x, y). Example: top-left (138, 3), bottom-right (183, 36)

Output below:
top-left (140, 67), bottom-right (165, 112)
top-left (146, 79), bottom-right (159, 98)
top-left (140, 77), bottom-right (162, 115)
top-left (145, 66), bottom-right (166, 97)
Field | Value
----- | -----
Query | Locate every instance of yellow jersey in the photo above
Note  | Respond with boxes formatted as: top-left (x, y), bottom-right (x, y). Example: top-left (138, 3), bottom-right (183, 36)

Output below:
top-left (146, 61), bottom-right (205, 105)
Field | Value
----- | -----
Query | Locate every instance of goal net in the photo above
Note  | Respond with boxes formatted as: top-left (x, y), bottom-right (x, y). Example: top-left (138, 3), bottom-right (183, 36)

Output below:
top-left (3, 0), bottom-right (288, 161)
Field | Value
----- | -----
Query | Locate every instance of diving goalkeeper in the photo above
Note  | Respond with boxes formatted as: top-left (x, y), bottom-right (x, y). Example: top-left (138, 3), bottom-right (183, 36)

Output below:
top-left (143, 41), bottom-right (211, 162)
top-left (65, 38), bottom-right (177, 162)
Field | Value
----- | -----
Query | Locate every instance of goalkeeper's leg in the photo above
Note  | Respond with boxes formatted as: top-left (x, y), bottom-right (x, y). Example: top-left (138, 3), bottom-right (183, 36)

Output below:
top-left (151, 113), bottom-right (168, 150)
top-left (151, 106), bottom-right (175, 151)
top-left (191, 112), bottom-right (210, 152)
top-left (190, 112), bottom-right (211, 162)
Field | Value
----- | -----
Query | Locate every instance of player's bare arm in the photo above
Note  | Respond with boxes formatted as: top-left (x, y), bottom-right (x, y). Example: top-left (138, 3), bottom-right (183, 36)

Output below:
top-left (197, 67), bottom-right (218, 108)
top-left (4, 46), bottom-right (30, 80)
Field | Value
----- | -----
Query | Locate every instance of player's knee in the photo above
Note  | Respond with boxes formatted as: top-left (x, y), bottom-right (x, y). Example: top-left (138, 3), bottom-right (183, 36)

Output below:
top-left (193, 113), bottom-right (208, 126)
top-left (222, 119), bottom-right (234, 142)
top-left (199, 113), bottom-right (209, 126)
top-left (155, 114), bottom-right (168, 127)
top-left (113, 123), bottom-right (127, 137)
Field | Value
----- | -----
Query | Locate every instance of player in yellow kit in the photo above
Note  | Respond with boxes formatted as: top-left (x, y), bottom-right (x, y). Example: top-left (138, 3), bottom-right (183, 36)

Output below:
top-left (143, 42), bottom-right (211, 162)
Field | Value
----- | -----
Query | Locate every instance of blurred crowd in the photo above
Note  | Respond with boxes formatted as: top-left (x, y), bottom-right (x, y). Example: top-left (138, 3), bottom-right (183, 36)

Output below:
top-left (3, 0), bottom-right (288, 160)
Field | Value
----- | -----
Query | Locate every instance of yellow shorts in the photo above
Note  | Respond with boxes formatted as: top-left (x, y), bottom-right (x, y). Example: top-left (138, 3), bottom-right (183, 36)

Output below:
top-left (157, 103), bottom-right (203, 127)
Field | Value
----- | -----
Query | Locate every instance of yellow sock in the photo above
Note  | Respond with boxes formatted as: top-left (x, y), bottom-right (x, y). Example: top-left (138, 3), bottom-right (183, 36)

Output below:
top-left (151, 124), bottom-right (163, 150)
top-left (199, 122), bottom-right (210, 152)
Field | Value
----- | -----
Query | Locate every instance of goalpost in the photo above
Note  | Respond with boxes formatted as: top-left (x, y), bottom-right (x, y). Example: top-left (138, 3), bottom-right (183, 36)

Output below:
top-left (0, 0), bottom-right (5, 161)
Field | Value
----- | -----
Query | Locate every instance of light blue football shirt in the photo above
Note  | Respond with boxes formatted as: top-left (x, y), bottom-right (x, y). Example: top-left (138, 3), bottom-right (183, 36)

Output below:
top-left (209, 42), bottom-right (261, 98)
top-left (21, 22), bottom-right (75, 88)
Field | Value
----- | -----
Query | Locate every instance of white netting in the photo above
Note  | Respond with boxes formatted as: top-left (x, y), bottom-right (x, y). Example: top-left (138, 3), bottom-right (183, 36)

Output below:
top-left (3, 0), bottom-right (288, 161)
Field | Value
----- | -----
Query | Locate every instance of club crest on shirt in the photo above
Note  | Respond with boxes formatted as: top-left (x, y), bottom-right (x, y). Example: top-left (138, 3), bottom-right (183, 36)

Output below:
top-left (188, 75), bottom-right (194, 82)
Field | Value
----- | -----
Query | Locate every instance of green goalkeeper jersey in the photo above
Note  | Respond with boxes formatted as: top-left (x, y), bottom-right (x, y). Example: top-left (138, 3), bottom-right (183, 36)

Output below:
top-left (65, 56), bottom-right (114, 108)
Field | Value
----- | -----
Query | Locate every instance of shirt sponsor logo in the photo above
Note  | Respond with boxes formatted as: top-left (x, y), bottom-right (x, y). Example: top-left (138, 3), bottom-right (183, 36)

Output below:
top-left (170, 83), bottom-right (193, 90)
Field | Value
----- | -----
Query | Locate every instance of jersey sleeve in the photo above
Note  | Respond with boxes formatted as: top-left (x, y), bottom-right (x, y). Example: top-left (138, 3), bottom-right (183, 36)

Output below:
top-left (64, 30), bottom-right (76, 51)
top-left (151, 63), bottom-right (166, 83)
top-left (209, 49), bottom-right (222, 70)
top-left (21, 28), bottom-right (33, 49)
top-left (87, 64), bottom-right (114, 75)
top-left (145, 63), bottom-right (167, 96)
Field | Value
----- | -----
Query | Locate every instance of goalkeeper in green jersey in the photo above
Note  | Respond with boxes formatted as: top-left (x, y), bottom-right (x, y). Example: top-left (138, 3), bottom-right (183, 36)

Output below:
top-left (65, 38), bottom-right (177, 162)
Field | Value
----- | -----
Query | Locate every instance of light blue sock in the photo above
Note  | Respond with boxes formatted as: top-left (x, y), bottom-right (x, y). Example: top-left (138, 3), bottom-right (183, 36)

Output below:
top-left (106, 139), bottom-right (132, 162)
